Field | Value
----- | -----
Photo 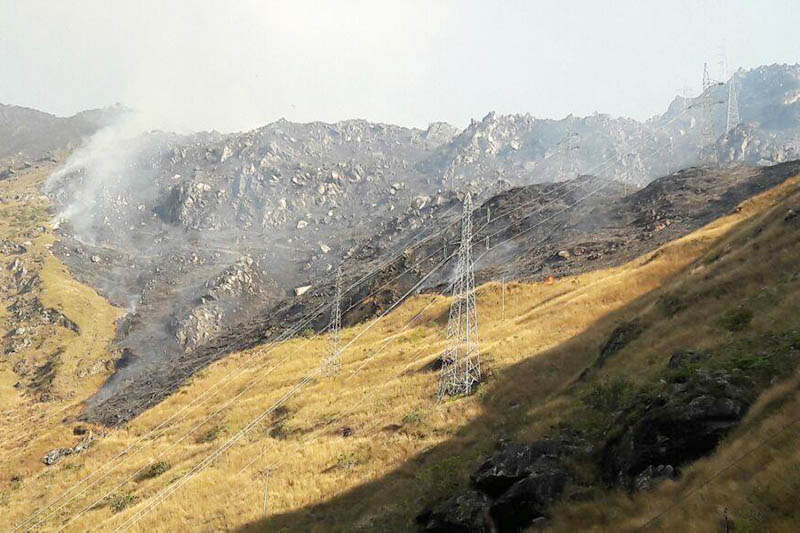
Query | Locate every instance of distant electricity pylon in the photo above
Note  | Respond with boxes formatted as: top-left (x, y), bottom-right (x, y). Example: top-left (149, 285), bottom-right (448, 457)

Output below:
top-left (326, 266), bottom-right (343, 375)
top-left (622, 151), bottom-right (646, 193)
top-left (558, 122), bottom-right (580, 180)
top-left (698, 62), bottom-right (718, 163)
top-left (438, 193), bottom-right (481, 399)
top-left (725, 74), bottom-right (740, 135)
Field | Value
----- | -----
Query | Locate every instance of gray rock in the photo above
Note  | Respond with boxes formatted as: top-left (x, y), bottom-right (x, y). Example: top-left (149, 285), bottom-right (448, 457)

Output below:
top-left (490, 466), bottom-right (569, 531)
top-left (42, 432), bottom-right (94, 465)
top-left (471, 442), bottom-right (563, 497)
top-left (602, 371), bottom-right (747, 488)
top-left (417, 490), bottom-right (493, 533)
top-left (667, 350), bottom-right (707, 368)
top-left (592, 320), bottom-right (644, 371)
top-left (633, 464), bottom-right (676, 491)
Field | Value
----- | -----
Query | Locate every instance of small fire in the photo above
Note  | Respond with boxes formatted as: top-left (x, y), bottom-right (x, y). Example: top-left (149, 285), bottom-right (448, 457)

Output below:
top-left (546, 276), bottom-right (555, 285)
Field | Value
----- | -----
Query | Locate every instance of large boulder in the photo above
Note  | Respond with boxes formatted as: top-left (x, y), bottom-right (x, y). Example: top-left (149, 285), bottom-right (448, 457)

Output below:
top-left (594, 320), bottom-right (643, 369)
top-left (490, 466), bottom-right (569, 531)
top-left (470, 442), bottom-right (563, 497)
top-left (602, 370), bottom-right (749, 488)
top-left (416, 490), bottom-right (493, 533)
top-left (172, 256), bottom-right (265, 352)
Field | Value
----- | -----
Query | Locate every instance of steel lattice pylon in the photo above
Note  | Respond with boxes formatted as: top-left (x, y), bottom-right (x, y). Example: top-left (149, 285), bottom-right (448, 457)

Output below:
top-left (698, 62), bottom-right (718, 164)
top-left (325, 266), bottom-right (342, 375)
top-left (725, 75), bottom-right (740, 135)
top-left (438, 193), bottom-right (481, 399)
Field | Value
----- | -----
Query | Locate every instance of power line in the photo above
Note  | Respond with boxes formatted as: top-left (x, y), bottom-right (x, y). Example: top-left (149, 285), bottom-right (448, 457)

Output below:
top-left (325, 266), bottom-right (343, 376)
top-left (45, 144), bottom-right (641, 530)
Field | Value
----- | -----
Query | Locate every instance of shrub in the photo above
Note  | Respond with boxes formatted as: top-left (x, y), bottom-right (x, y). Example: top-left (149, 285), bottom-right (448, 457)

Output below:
top-left (401, 328), bottom-right (428, 344)
top-left (109, 493), bottom-right (139, 513)
top-left (583, 378), bottom-right (634, 412)
top-left (9, 475), bottom-right (23, 490)
top-left (658, 293), bottom-right (687, 317)
top-left (719, 308), bottom-right (754, 332)
top-left (335, 450), bottom-right (367, 470)
top-left (402, 410), bottom-right (423, 425)
top-left (268, 423), bottom-right (288, 440)
top-left (136, 460), bottom-right (171, 481)
top-left (196, 424), bottom-right (225, 443)
top-left (416, 454), bottom-right (471, 495)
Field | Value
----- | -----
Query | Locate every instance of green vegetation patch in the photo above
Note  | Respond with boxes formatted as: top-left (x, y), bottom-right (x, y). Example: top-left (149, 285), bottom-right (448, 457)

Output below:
top-left (109, 492), bottom-right (139, 513)
top-left (136, 460), bottom-right (171, 482)
top-left (196, 424), bottom-right (227, 444)
top-left (718, 307), bottom-right (754, 332)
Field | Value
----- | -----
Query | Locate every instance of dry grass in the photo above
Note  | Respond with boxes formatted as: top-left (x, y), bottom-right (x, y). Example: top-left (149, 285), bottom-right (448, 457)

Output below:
top-left (1, 170), bottom-right (799, 532)
top-left (0, 163), bottom-right (124, 491)
top-left (546, 371), bottom-right (800, 533)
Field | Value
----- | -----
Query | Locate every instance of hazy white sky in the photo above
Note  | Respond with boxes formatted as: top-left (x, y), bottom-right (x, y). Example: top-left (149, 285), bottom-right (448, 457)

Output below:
top-left (1, 0), bottom-right (798, 132)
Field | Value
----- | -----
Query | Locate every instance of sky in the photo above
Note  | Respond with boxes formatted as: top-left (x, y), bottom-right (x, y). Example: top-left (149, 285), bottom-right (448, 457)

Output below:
top-left (1, 0), bottom-right (799, 133)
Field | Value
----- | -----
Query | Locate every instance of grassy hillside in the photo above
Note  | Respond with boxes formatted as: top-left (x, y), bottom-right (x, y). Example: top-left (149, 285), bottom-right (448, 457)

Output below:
top-left (0, 162), bottom-right (125, 493)
top-left (2, 166), bottom-right (800, 531)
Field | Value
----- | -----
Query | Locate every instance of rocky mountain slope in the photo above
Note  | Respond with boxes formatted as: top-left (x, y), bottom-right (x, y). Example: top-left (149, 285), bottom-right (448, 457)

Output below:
top-left (9, 63), bottom-right (800, 423)
top-left (0, 104), bottom-right (120, 162)
top-left (3, 161), bottom-right (799, 532)
top-left (79, 160), bottom-right (800, 426)
top-left (0, 162), bottom-right (123, 504)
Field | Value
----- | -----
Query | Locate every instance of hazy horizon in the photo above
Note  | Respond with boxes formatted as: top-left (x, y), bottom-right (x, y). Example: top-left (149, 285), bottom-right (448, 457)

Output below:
top-left (2, 0), bottom-right (799, 133)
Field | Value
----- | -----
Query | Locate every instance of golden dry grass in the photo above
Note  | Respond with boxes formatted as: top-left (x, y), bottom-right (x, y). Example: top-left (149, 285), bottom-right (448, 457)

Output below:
top-left (1, 170), bottom-right (799, 532)
top-left (0, 163), bottom-right (124, 493)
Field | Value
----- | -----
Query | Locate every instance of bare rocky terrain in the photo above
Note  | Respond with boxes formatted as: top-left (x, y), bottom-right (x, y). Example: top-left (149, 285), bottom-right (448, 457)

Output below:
top-left (79, 160), bottom-right (800, 425)
top-left (3, 63), bottom-right (799, 425)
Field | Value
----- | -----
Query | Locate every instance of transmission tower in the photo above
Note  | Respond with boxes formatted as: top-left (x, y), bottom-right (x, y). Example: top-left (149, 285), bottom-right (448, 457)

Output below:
top-left (725, 75), bottom-right (740, 135)
top-left (558, 121), bottom-right (580, 180)
top-left (698, 62), bottom-right (717, 163)
top-left (325, 266), bottom-right (342, 375)
top-left (438, 193), bottom-right (481, 399)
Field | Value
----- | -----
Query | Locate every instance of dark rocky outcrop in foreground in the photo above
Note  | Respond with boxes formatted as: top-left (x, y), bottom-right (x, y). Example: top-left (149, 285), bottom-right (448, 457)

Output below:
top-left (602, 369), bottom-right (750, 489)
top-left (418, 365), bottom-right (757, 532)
top-left (417, 438), bottom-right (582, 532)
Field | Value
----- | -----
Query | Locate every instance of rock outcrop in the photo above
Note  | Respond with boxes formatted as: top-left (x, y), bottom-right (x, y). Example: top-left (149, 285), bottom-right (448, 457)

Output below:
top-left (42, 431), bottom-right (95, 465)
top-left (418, 438), bottom-right (581, 532)
top-left (602, 370), bottom-right (750, 489)
top-left (172, 256), bottom-right (265, 352)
